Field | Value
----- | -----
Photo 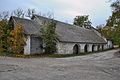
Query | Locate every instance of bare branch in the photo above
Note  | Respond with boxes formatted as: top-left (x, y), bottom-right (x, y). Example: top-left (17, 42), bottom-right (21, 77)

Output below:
top-left (13, 8), bottom-right (24, 18)
top-left (0, 11), bottom-right (9, 20)
top-left (26, 9), bottom-right (36, 18)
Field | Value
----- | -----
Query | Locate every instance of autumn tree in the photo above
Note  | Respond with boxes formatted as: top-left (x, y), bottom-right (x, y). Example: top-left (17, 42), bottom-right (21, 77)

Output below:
top-left (105, 0), bottom-right (120, 46)
top-left (0, 20), bottom-right (13, 52)
top-left (41, 20), bottom-right (57, 54)
top-left (0, 20), bottom-right (6, 52)
top-left (96, 24), bottom-right (104, 32)
top-left (73, 15), bottom-right (92, 28)
top-left (9, 23), bottom-right (26, 54)
top-left (96, 24), bottom-right (106, 36)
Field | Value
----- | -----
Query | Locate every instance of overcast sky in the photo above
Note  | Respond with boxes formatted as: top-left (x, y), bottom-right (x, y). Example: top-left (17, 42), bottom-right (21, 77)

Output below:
top-left (0, 0), bottom-right (112, 27)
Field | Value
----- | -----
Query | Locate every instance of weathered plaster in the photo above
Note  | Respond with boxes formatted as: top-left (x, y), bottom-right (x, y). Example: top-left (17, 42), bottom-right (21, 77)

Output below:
top-left (88, 44), bottom-right (93, 52)
top-left (107, 40), bottom-right (113, 48)
top-left (94, 45), bottom-right (98, 51)
top-left (24, 36), bottom-right (31, 55)
top-left (56, 42), bottom-right (75, 54)
top-left (79, 44), bottom-right (86, 53)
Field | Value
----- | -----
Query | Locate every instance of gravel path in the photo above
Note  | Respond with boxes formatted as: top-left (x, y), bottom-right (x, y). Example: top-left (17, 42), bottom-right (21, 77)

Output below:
top-left (0, 49), bottom-right (120, 80)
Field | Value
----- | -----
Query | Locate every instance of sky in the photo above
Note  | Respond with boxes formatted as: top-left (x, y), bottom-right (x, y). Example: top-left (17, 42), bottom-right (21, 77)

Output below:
top-left (0, 0), bottom-right (112, 27)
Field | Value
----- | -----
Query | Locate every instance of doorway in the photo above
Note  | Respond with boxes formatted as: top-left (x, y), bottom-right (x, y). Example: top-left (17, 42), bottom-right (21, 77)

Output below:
top-left (73, 44), bottom-right (79, 54)
top-left (84, 44), bottom-right (88, 53)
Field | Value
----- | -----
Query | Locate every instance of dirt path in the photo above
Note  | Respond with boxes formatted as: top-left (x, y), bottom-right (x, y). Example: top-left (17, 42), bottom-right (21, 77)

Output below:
top-left (0, 49), bottom-right (120, 80)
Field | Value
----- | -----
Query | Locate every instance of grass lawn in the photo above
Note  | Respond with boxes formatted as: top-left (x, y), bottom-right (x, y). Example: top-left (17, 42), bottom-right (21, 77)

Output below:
top-left (0, 48), bottom-right (117, 58)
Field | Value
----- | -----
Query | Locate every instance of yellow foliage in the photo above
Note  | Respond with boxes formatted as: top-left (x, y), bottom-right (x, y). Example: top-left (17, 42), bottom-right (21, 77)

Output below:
top-left (0, 20), bottom-right (7, 52)
top-left (0, 20), bottom-right (7, 27)
top-left (9, 23), bottom-right (26, 54)
top-left (0, 20), bottom-right (6, 37)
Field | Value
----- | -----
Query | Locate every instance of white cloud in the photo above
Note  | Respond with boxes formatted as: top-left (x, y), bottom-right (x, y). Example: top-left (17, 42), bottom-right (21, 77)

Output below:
top-left (50, 0), bottom-right (112, 26)
top-left (17, 0), bottom-right (113, 26)
top-left (0, 0), bottom-right (112, 26)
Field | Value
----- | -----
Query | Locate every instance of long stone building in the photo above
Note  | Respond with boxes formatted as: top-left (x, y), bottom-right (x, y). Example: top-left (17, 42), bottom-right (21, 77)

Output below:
top-left (10, 15), bottom-right (113, 55)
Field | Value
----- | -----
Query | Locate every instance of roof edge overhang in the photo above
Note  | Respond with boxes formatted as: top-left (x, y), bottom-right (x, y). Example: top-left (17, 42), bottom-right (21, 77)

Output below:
top-left (58, 41), bottom-right (107, 44)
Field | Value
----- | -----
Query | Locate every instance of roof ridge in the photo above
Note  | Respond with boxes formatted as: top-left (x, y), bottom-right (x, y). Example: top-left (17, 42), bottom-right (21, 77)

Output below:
top-left (33, 15), bottom-right (81, 27)
top-left (11, 16), bottom-right (34, 22)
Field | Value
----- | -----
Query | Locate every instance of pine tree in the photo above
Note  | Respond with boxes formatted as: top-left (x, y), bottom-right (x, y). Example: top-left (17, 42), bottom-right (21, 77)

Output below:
top-left (41, 20), bottom-right (57, 54)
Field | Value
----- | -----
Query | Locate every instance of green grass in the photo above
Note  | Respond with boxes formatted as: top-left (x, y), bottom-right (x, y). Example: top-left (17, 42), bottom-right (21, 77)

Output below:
top-left (45, 53), bottom-right (88, 58)
top-left (0, 52), bottom-right (13, 56)
top-left (0, 52), bottom-right (88, 58)
top-left (0, 48), bottom-right (118, 58)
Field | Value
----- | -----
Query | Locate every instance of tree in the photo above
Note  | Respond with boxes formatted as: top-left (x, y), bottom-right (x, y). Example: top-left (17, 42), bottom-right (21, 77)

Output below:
top-left (9, 23), bottom-right (26, 54)
top-left (26, 9), bottom-right (36, 18)
top-left (0, 20), bottom-right (13, 52)
top-left (96, 24), bottom-right (106, 37)
top-left (105, 0), bottom-right (120, 46)
top-left (41, 20), bottom-right (57, 54)
top-left (96, 24), bottom-right (104, 32)
top-left (0, 11), bottom-right (9, 20)
top-left (13, 8), bottom-right (25, 18)
top-left (111, 0), bottom-right (120, 13)
top-left (0, 20), bottom-right (6, 52)
top-left (73, 15), bottom-right (92, 28)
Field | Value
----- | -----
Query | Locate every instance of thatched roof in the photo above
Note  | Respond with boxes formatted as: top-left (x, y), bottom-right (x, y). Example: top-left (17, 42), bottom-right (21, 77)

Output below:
top-left (10, 15), bottom-right (106, 44)
top-left (10, 16), bottom-right (41, 36)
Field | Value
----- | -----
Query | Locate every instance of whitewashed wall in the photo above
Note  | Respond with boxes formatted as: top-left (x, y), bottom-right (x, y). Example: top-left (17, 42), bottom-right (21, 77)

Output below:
top-left (107, 40), bottom-right (113, 48)
top-left (24, 36), bottom-right (108, 55)
top-left (56, 42), bottom-right (75, 54)
top-left (24, 36), bottom-right (31, 55)
top-left (56, 42), bottom-right (99, 54)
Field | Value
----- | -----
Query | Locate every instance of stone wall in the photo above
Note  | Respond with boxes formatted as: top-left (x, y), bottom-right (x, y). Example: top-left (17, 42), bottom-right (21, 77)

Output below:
top-left (24, 36), bottom-right (108, 55)
top-left (56, 42), bottom-right (75, 54)
top-left (56, 42), bottom-right (107, 54)
top-left (56, 42), bottom-right (92, 54)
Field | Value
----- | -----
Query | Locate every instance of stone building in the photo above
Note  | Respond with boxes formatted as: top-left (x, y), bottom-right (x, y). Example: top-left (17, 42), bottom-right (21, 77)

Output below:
top-left (10, 15), bottom-right (112, 55)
